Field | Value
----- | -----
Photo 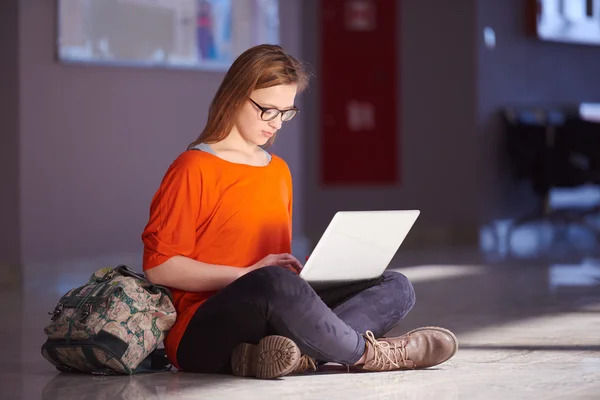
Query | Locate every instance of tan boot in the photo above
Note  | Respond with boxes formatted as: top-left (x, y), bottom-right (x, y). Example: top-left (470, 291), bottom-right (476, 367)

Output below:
top-left (358, 327), bottom-right (458, 371)
top-left (231, 335), bottom-right (301, 379)
top-left (291, 355), bottom-right (318, 374)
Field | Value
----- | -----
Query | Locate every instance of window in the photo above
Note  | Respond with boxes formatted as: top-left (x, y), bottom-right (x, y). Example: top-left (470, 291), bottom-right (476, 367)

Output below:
top-left (536, 0), bottom-right (600, 45)
top-left (57, 0), bottom-right (280, 70)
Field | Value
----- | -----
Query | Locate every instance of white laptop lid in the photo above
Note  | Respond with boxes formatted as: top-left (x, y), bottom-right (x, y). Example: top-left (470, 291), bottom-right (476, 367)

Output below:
top-left (300, 210), bottom-right (420, 283)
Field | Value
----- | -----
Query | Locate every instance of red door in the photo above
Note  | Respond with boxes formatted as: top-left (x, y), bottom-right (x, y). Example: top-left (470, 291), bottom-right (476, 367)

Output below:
top-left (320, 0), bottom-right (400, 186)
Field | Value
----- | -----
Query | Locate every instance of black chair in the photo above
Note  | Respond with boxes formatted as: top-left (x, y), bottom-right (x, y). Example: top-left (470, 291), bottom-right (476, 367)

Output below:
top-left (503, 107), bottom-right (600, 256)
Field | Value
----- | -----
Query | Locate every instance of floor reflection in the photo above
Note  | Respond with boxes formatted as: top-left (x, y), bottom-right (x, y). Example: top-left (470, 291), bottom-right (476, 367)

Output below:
top-left (549, 260), bottom-right (600, 290)
top-left (3, 241), bottom-right (600, 399)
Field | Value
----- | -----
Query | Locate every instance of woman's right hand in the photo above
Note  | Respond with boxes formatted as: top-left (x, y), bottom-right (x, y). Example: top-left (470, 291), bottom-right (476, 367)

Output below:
top-left (248, 253), bottom-right (304, 274)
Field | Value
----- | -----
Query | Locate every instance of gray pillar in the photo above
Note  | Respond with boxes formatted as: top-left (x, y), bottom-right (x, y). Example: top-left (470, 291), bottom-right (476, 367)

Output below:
top-left (0, 0), bottom-right (21, 286)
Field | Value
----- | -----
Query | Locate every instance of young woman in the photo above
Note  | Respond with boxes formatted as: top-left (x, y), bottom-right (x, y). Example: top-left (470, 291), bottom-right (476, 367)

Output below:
top-left (141, 44), bottom-right (458, 379)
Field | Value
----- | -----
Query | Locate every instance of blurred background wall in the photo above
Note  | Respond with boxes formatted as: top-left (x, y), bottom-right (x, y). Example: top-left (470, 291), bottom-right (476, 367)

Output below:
top-left (2, 0), bottom-right (600, 284)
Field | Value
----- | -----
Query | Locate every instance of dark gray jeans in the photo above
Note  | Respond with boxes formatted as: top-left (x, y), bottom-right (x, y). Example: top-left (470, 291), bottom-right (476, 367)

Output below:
top-left (177, 266), bottom-right (416, 373)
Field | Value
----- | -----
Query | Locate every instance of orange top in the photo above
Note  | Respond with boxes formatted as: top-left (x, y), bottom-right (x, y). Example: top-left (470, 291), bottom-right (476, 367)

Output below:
top-left (141, 149), bottom-right (293, 369)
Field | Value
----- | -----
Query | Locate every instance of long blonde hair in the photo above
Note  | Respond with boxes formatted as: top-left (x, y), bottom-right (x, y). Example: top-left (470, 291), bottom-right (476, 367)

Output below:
top-left (188, 44), bottom-right (310, 149)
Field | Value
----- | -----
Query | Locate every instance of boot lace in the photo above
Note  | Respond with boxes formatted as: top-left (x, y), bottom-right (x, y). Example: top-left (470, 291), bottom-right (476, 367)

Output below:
top-left (294, 355), bottom-right (318, 373)
top-left (364, 330), bottom-right (409, 369)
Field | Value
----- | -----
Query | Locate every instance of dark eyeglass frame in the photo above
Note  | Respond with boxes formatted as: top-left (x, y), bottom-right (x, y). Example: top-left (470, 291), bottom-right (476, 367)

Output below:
top-left (249, 98), bottom-right (299, 122)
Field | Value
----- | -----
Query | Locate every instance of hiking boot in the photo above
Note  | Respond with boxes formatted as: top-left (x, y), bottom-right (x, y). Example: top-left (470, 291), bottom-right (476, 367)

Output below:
top-left (231, 335), bottom-right (301, 379)
top-left (291, 355), bottom-right (318, 374)
top-left (358, 326), bottom-right (458, 371)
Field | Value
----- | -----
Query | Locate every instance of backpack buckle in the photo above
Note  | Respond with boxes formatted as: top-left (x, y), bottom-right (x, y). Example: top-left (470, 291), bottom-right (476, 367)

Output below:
top-left (79, 304), bottom-right (93, 322)
top-left (48, 303), bottom-right (64, 321)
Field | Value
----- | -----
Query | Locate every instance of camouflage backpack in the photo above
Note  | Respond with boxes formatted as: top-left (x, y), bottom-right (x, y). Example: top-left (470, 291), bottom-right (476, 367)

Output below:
top-left (41, 265), bottom-right (177, 375)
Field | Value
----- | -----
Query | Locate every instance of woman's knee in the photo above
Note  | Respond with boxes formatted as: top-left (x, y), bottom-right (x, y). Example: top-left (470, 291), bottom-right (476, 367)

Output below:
top-left (382, 271), bottom-right (416, 311)
top-left (243, 266), bottom-right (312, 301)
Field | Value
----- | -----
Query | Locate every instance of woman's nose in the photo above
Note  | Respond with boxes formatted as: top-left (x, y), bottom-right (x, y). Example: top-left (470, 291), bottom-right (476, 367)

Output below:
top-left (269, 117), bottom-right (282, 130)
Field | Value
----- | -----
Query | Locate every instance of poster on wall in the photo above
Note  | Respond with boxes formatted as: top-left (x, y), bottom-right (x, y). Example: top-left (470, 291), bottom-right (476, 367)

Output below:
top-left (57, 0), bottom-right (279, 71)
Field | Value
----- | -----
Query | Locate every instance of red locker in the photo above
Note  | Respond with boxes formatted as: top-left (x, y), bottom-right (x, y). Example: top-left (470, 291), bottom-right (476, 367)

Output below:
top-left (319, 0), bottom-right (400, 185)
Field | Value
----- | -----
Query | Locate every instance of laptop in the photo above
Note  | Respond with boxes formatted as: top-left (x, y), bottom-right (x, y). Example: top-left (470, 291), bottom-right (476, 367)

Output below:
top-left (299, 210), bottom-right (420, 290)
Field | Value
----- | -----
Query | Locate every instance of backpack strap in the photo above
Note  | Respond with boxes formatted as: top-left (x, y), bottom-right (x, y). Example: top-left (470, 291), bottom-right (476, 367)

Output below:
top-left (114, 265), bottom-right (174, 303)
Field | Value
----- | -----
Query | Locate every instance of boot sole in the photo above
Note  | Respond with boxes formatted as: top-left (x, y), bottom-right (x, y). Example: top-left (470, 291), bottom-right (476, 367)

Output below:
top-left (231, 335), bottom-right (301, 379)
top-left (406, 326), bottom-right (459, 361)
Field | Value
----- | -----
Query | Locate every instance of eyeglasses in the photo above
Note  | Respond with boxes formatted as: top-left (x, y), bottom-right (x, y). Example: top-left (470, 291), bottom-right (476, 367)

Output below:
top-left (249, 98), bottom-right (299, 122)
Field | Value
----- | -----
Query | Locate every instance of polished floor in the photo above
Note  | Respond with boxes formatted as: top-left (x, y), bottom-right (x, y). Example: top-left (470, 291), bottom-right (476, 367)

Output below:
top-left (2, 244), bottom-right (600, 399)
